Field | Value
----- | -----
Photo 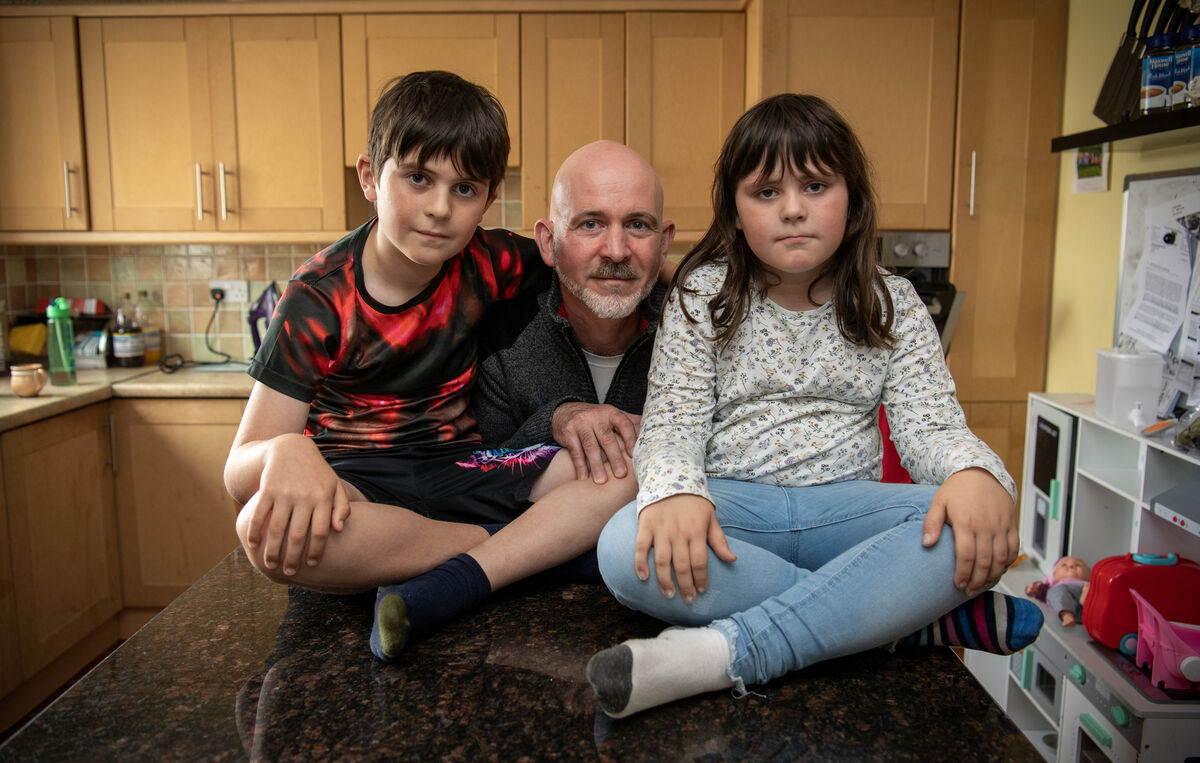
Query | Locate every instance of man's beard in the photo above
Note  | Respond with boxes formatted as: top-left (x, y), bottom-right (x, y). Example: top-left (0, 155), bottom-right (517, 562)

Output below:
top-left (557, 259), bottom-right (654, 320)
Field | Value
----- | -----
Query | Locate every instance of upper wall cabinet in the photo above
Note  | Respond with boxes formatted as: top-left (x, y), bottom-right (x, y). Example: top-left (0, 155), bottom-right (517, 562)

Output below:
top-left (520, 12), bottom-right (742, 235)
top-left (948, 0), bottom-right (1066, 404)
top-left (756, 0), bottom-right (958, 230)
top-left (79, 16), bottom-right (345, 232)
top-left (520, 13), bottom-right (625, 230)
top-left (0, 17), bottom-right (89, 232)
top-left (627, 13), bottom-right (745, 234)
top-left (341, 14), bottom-right (520, 169)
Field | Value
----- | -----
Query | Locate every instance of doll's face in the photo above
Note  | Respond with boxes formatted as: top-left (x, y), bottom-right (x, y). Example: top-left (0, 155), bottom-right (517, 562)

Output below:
top-left (1054, 556), bottom-right (1089, 582)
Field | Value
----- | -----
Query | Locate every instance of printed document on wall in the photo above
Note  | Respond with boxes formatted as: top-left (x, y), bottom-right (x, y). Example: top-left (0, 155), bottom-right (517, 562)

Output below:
top-left (1119, 201), bottom-right (1192, 354)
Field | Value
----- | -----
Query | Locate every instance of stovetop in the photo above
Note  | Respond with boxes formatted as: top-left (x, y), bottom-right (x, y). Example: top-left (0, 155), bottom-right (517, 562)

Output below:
top-left (1088, 640), bottom-right (1200, 704)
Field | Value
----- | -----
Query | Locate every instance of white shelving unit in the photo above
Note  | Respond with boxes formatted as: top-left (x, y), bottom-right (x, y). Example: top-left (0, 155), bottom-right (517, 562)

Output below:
top-left (963, 393), bottom-right (1200, 762)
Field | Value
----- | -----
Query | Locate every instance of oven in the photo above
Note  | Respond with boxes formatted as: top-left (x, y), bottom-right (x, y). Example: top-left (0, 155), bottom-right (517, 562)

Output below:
top-left (1056, 642), bottom-right (1200, 763)
top-left (1059, 680), bottom-right (1138, 762)
top-left (1011, 636), bottom-right (1075, 728)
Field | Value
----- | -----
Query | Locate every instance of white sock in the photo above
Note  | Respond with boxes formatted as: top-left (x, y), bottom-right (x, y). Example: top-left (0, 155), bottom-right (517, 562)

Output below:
top-left (586, 626), bottom-right (735, 718)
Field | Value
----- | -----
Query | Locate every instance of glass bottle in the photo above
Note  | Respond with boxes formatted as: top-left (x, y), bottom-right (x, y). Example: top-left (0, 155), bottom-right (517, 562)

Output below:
top-left (109, 292), bottom-right (145, 368)
top-left (46, 297), bottom-right (77, 385)
top-left (134, 289), bottom-right (162, 365)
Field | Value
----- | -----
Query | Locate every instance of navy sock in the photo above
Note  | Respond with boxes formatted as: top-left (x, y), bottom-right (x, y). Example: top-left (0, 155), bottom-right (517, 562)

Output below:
top-left (535, 549), bottom-right (603, 585)
top-left (369, 553), bottom-right (492, 661)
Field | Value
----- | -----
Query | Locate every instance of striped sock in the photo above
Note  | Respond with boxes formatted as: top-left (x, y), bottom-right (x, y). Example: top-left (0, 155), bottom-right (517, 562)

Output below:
top-left (897, 591), bottom-right (1043, 654)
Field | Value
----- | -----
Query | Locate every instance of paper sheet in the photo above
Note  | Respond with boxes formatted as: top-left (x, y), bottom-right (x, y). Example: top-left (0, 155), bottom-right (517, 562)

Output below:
top-left (1119, 202), bottom-right (1192, 354)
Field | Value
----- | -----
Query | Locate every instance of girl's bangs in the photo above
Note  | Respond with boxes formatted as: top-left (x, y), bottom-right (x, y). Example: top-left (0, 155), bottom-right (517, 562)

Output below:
top-left (734, 117), bottom-right (844, 183)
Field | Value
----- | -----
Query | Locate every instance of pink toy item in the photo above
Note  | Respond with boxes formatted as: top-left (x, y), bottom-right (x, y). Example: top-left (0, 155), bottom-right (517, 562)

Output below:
top-left (1131, 588), bottom-right (1200, 691)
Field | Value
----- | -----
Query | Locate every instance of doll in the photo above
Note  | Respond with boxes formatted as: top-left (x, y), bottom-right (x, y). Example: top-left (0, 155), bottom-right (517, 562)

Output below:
top-left (1025, 556), bottom-right (1090, 627)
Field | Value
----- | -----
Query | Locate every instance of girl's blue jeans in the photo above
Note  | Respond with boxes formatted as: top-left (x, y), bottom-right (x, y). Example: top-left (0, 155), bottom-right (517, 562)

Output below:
top-left (596, 479), bottom-right (972, 692)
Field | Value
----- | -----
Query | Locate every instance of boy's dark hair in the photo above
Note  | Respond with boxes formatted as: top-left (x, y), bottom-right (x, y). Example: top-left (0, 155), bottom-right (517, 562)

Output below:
top-left (367, 70), bottom-right (509, 194)
top-left (674, 93), bottom-right (894, 350)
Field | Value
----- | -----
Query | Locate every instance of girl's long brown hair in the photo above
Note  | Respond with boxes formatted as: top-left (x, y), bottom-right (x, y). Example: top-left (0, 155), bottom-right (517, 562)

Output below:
top-left (673, 93), bottom-right (894, 349)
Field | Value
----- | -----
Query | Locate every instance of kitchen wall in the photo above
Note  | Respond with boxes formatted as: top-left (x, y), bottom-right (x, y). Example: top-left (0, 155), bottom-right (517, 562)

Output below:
top-left (1046, 0), bottom-right (1200, 394)
top-left (0, 170), bottom-right (523, 363)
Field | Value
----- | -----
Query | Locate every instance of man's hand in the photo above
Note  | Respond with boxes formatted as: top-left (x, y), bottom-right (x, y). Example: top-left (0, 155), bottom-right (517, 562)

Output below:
top-left (552, 402), bottom-right (641, 483)
top-left (922, 467), bottom-right (1019, 597)
top-left (635, 494), bottom-right (737, 603)
top-left (246, 433), bottom-right (352, 576)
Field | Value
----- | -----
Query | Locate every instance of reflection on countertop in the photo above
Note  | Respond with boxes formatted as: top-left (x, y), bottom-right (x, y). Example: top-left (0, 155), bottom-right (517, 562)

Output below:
top-left (0, 548), bottom-right (1041, 761)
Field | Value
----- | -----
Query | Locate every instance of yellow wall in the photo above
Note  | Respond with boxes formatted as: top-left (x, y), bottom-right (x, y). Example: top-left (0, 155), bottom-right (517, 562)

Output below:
top-left (1047, 0), bottom-right (1200, 394)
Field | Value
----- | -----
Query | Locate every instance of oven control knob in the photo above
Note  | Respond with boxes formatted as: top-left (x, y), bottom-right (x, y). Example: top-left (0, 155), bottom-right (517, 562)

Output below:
top-left (1069, 664), bottom-right (1087, 685)
top-left (1110, 705), bottom-right (1130, 727)
top-left (892, 242), bottom-right (912, 258)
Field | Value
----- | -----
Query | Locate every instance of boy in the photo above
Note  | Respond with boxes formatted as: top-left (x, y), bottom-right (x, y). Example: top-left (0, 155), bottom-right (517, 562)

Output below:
top-left (224, 72), bottom-right (634, 629)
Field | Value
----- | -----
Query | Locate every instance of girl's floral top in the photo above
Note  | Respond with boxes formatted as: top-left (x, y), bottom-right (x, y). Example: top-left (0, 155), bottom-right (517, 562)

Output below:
top-left (634, 263), bottom-right (1015, 513)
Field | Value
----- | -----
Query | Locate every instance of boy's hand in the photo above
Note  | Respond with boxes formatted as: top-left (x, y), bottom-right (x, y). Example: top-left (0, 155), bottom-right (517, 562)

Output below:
top-left (922, 467), bottom-right (1019, 597)
top-left (635, 494), bottom-right (736, 603)
top-left (552, 402), bottom-right (640, 483)
top-left (248, 434), bottom-right (351, 575)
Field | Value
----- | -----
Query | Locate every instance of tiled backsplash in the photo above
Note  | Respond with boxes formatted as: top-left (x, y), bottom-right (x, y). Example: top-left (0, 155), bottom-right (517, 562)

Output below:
top-left (0, 172), bottom-right (524, 364)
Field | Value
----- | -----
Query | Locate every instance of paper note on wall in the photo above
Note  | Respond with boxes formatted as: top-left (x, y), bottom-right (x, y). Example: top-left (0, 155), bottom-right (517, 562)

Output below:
top-left (1119, 204), bottom-right (1192, 354)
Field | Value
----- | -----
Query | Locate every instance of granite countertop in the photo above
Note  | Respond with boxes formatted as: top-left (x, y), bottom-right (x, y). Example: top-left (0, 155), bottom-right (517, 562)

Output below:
top-left (0, 548), bottom-right (1040, 761)
top-left (0, 364), bottom-right (253, 432)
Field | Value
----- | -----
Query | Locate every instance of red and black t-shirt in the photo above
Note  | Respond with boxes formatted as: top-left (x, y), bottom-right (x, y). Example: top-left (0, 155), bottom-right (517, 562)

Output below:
top-left (249, 220), bottom-right (549, 453)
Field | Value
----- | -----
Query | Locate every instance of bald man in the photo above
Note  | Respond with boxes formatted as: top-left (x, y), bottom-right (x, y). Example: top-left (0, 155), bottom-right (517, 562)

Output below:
top-left (474, 140), bottom-right (676, 481)
top-left (367, 142), bottom-right (676, 659)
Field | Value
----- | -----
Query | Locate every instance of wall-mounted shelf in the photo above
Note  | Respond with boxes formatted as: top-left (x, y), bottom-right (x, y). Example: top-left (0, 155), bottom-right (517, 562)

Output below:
top-left (1050, 108), bottom-right (1200, 152)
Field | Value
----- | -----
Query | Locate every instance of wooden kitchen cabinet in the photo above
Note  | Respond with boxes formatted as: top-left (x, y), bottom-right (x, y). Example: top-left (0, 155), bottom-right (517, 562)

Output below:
top-left (947, 0), bottom-right (1067, 477)
top-left (0, 17), bottom-right (89, 232)
top-left (0, 479), bottom-right (20, 698)
top-left (341, 13), bottom-right (521, 169)
top-left (754, 0), bottom-right (959, 230)
top-left (111, 398), bottom-right (242, 608)
top-left (1, 403), bottom-right (120, 680)
top-left (520, 13), bottom-right (625, 230)
top-left (627, 13), bottom-right (745, 236)
top-left (79, 15), bottom-right (345, 232)
top-left (522, 11), bottom-right (741, 236)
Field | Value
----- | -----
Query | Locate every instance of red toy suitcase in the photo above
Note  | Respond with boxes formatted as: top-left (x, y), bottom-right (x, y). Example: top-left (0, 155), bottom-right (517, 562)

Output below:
top-left (1083, 553), bottom-right (1200, 653)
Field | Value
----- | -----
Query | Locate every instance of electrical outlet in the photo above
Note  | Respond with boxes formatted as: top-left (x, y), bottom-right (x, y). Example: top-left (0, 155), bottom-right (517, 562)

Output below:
top-left (209, 279), bottom-right (249, 303)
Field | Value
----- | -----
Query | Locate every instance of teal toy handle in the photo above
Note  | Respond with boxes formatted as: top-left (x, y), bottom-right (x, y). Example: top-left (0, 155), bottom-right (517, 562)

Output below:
top-left (1080, 713), bottom-right (1112, 748)
top-left (1132, 552), bottom-right (1178, 565)
top-left (1049, 478), bottom-right (1062, 521)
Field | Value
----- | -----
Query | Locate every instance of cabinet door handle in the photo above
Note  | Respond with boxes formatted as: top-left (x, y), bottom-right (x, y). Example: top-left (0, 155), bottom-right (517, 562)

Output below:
top-left (218, 162), bottom-right (228, 221)
top-left (195, 163), bottom-right (204, 222)
top-left (62, 161), bottom-right (72, 219)
top-left (968, 151), bottom-right (977, 217)
top-left (108, 413), bottom-right (118, 475)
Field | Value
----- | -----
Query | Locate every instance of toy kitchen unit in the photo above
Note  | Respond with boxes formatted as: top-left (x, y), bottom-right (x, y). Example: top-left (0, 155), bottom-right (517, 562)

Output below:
top-left (963, 393), bottom-right (1200, 762)
top-left (962, 172), bottom-right (1200, 762)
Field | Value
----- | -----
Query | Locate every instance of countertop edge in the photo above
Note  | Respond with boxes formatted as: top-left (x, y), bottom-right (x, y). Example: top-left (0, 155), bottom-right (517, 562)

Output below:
top-left (1, 368), bottom-right (253, 432)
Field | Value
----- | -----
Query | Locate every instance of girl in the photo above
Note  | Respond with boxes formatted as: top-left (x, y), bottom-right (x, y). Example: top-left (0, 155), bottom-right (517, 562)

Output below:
top-left (586, 94), bottom-right (1042, 719)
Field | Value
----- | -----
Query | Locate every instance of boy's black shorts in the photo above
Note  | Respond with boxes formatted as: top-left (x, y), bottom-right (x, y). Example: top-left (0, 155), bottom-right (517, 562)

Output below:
top-left (323, 441), bottom-right (561, 525)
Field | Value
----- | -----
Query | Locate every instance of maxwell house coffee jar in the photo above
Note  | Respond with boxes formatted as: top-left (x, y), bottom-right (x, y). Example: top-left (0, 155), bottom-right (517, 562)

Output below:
top-left (1178, 25), bottom-right (1200, 109)
top-left (1141, 32), bottom-right (1176, 114)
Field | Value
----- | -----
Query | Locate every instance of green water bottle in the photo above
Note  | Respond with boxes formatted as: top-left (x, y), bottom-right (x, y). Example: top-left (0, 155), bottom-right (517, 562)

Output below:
top-left (46, 297), bottom-right (77, 386)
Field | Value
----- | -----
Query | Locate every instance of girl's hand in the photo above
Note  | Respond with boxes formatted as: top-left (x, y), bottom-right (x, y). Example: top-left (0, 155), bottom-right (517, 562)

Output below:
top-left (634, 494), bottom-right (737, 603)
top-left (922, 467), bottom-right (1019, 597)
top-left (248, 434), bottom-right (352, 576)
